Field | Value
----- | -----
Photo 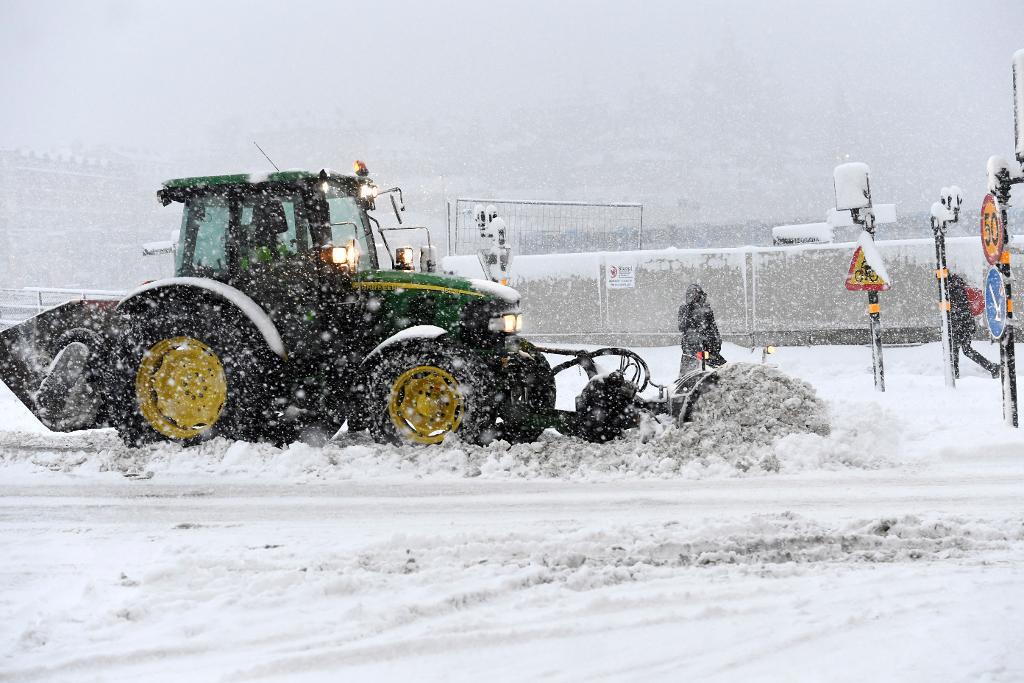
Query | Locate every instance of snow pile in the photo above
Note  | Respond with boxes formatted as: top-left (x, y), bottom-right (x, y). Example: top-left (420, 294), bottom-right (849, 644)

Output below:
top-left (683, 363), bottom-right (830, 453)
top-left (684, 362), bottom-right (827, 438)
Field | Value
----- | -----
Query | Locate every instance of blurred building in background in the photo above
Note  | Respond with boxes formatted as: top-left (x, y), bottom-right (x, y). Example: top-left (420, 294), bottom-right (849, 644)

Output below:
top-left (0, 148), bottom-right (174, 289)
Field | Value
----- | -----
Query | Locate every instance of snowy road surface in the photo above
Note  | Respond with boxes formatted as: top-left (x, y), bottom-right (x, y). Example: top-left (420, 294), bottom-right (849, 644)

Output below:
top-left (2, 343), bottom-right (1023, 682)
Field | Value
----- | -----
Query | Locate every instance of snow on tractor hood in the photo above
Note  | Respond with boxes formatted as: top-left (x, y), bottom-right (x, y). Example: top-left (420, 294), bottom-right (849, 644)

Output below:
top-left (466, 278), bottom-right (519, 303)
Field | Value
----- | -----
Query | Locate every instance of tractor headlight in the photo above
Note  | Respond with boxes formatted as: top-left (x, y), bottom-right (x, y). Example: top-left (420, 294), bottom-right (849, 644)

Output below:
top-left (359, 183), bottom-right (379, 199)
top-left (489, 313), bottom-right (523, 334)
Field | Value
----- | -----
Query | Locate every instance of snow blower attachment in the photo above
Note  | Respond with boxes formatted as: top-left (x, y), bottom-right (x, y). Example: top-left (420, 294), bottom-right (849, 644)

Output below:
top-left (531, 346), bottom-right (653, 442)
top-left (528, 345), bottom-right (730, 441)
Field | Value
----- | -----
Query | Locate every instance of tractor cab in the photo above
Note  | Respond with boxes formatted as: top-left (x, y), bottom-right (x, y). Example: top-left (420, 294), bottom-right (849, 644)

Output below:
top-left (156, 164), bottom-right (435, 284)
top-left (158, 168), bottom-right (376, 280)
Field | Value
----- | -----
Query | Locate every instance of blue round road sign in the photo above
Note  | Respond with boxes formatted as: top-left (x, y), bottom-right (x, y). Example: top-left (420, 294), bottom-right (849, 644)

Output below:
top-left (985, 266), bottom-right (1007, 339)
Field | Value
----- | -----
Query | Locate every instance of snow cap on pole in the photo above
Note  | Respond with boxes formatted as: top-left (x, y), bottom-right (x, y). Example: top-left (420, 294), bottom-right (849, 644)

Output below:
top-left (986, 155), bottom-right (1023, 194)
top-left (833, 162), bottom-right (872, 211)
top-left (931, 200), bottom-right (952, 223)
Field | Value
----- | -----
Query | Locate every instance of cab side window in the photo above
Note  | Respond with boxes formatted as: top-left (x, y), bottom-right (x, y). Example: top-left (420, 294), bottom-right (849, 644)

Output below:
top-left (176, 196), bottom-right (229, 277)
top-left (239, 192), bottom-right (310, 266)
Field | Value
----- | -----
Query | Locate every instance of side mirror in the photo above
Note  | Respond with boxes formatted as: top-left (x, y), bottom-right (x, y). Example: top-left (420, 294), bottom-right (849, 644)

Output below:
top-left (390, 194), bottom-right (403, 225)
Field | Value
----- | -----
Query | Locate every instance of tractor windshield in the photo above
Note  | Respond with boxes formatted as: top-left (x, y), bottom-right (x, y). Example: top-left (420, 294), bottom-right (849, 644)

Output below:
top-left (326, 194), bottom-right (373, 270)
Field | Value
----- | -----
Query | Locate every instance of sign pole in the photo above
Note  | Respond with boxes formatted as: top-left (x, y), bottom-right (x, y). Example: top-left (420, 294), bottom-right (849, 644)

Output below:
top-left (867, 289), bottom-right (885, 391)
top-left (865, 211), bottom-right (885, 392)
top-left (932, 189), bottom-right (963, 387)
top-left (836, 162), bottom-right (888, 392)
top-left (932, 220), bottom-right (955, 387)
top-left (994, 177), bottom-right (1018, 427)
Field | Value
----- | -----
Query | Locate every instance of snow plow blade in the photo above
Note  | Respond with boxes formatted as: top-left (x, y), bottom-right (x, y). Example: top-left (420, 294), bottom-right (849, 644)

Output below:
top-left (0, 301), bottom-right (117, 431)
top-left (671, 368), bottom-right (720, 422)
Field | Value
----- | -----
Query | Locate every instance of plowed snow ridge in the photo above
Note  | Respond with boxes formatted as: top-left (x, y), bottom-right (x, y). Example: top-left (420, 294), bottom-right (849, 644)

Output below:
top-left (0, 397), bottom-right (899, 482)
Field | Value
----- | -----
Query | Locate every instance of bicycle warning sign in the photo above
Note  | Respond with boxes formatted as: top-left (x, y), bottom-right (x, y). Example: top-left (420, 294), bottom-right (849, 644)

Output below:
top-left (845, 247), bottom-right (890, 291)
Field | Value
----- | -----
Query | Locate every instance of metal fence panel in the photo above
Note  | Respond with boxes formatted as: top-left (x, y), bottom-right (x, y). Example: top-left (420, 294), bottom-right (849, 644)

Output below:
top-left (450, 198), bottom-right (643, 256)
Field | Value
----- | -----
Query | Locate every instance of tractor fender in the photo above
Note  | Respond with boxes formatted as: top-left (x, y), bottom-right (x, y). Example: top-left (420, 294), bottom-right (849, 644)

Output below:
top-left (363, 325), bottom-right (447, 364)
top-left (118, 277), bottom-right (287, 358)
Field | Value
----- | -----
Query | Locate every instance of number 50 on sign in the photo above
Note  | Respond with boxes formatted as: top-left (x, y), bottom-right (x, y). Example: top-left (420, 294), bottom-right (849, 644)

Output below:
top-left (981, 194), bottom-right (1005, 266)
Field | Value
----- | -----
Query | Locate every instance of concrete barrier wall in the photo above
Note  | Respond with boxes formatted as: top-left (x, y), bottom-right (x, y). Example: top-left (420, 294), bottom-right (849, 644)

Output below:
top-left (445, 236), bottom-right (1023, 346)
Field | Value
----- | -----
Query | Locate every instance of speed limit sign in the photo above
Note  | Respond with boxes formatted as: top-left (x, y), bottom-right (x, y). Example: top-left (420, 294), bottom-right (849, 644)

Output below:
top-left (981, 193), bottom-right (1005, 265)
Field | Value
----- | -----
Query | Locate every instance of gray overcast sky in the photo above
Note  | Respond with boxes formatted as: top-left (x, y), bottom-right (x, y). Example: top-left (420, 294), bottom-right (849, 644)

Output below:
top-left (2, 0), bottom-right (1023, 224)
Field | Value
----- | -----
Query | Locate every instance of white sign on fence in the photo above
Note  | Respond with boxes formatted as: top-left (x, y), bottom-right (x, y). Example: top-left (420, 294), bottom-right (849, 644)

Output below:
top-left (606, 261), bottom-right (636, 289)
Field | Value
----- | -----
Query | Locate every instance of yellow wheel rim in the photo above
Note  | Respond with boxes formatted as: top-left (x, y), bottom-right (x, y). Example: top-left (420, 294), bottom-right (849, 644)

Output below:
top-left (387, 365), bottom-right (464, 444)
top-left (135, 336), bottom-right (227, 440)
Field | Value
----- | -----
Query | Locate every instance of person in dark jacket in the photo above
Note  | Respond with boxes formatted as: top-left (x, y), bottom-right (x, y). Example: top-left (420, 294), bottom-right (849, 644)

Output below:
top-left (948, 273), bottom-right (999, 378)
top-left (678, 284), bottom-right (725, 376)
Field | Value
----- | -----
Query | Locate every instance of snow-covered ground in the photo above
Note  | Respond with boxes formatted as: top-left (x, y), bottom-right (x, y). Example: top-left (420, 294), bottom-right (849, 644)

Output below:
top-left (2, 342), bottom-right (1023, 682)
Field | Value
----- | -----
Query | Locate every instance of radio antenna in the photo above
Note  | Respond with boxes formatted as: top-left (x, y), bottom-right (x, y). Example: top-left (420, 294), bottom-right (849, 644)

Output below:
top-left (253, 141), bottom-right (280, 172)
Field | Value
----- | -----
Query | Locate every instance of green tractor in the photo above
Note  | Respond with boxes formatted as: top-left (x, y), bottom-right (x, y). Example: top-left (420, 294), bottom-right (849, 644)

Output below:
top-left (0, 163), bottom-right (660, 447)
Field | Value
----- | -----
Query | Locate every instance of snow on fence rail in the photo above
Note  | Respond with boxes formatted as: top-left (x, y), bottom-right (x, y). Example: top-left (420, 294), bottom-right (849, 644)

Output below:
top-left (444, 236), bottom-right (1018, 346)
top-left (0, 288), bottom-right (124, 329)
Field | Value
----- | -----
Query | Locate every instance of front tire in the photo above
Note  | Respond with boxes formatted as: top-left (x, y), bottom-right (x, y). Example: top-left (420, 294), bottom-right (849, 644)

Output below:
top-left (365, 342), bottom-right (497, 445)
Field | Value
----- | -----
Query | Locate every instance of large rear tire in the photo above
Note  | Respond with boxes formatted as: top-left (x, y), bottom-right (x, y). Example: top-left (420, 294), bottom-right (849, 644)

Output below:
top-left (110, 308), bottom-right (284, 447)
top-left (365, 342), bottom-right (497, 446)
